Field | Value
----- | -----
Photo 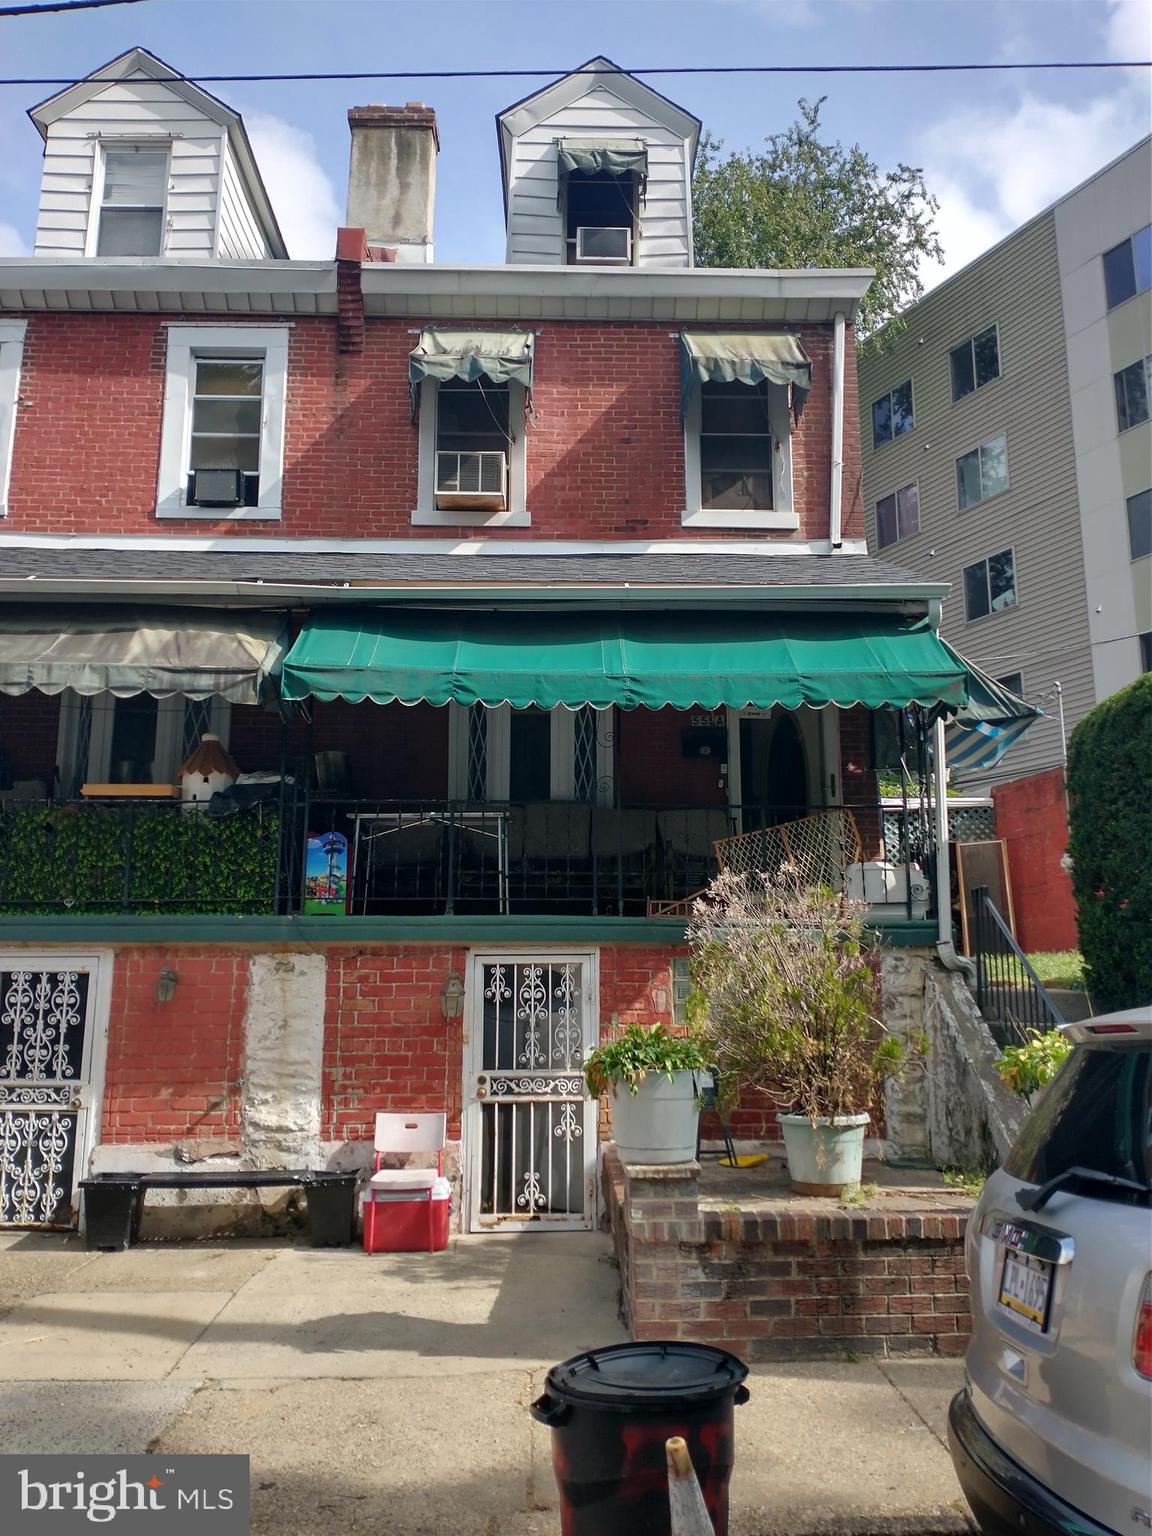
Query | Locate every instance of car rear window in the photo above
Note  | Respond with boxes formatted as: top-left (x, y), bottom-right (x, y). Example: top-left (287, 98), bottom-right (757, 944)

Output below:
top-left (1004, 1046), bottom-right (1152, 1192)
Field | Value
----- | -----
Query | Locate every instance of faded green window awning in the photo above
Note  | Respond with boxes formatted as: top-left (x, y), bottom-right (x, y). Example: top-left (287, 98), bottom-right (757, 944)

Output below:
top-left (680, 331), bottom-right (813, 420)
top-left (556, 138), bottom-right (648, 180)
top-left (408, 328), bottom-right (535, 391)
top-left (0, 608), bottom-right (286, 704)
top-left (281, 608), bottom-right (968, 713)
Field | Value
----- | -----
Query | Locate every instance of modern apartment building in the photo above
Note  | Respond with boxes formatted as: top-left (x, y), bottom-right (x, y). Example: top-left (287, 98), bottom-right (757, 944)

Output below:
top-left (859, 137), bottom-right (1152, 783)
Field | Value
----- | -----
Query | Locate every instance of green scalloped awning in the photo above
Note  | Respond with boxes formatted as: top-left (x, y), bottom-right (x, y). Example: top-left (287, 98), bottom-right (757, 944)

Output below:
top-left (281, 608), bottom-right (968, 712)
top-left (680, 330), bottom-right (813, 420)
top-left (408, 328), bottom-right (535, 390)
top-left (556, 139), bottom-right (648, 179)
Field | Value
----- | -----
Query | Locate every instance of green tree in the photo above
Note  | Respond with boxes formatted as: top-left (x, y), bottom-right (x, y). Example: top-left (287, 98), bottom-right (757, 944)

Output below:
top-left (692, 99), bottom-right (943, 343)
top-left (1066, 674), bottom-right (1152, 1012)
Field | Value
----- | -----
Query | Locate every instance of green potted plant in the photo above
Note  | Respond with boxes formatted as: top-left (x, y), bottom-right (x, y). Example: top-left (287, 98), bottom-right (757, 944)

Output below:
top-left (584, 1021), bottom-right (711, 1165)
top-left (687, 866), bottom-right (900, 1195)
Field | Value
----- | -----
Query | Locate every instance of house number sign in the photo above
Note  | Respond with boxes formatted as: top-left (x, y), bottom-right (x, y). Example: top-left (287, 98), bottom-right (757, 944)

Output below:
top-left (689, 712), bottom-right (725, 728)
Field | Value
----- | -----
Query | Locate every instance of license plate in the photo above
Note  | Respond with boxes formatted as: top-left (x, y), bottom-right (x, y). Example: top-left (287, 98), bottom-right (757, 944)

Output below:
top-left (999, 1249), bottom-right (1053, 1331)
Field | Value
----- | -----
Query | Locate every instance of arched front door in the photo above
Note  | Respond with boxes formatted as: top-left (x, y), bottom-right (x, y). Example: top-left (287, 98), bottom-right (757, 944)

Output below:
top-left (739, 711), bottom-right (810, 831)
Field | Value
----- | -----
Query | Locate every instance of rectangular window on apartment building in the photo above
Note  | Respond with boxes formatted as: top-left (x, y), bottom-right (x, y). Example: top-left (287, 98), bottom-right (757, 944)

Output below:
top-left (956, 433), bottom-right (1009, 509)
top-left (871, 379), bottom-right (914, 448)
top-left (1142, 633), bottom-right (1152, 673)
top-left (187, 359), bottom-right (264, 508)
top-left (996, 672), bottom-right (1024, 698)
top-left (1103, 224), bottom-right (1152, 310)
top-left (699, 379), bottom-right (774, 511)
top-left (96, 145), bottom-right (168, 257)
top-left (1128, 488), bottom-right (1152, 560)
top-left (875, 483), bottom-right (919, 547)
top-left (1115, 357), bottom-right (1152, 433)
top-left (950, 324), bottom-right (1000, 401)
top-left (964, 548), bottom-right (1017, 622)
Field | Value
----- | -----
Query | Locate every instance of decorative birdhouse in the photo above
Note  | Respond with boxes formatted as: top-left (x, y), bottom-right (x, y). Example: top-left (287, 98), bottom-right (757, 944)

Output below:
top-left (179, 732), bottom-right (239, 805)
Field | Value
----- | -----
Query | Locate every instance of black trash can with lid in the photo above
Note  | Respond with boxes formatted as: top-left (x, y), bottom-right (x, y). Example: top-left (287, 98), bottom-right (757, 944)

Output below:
top-left (530, 1340), bottom-right (749, 1536)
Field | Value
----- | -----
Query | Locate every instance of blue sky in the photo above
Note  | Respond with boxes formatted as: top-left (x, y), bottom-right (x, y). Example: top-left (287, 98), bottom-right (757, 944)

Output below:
top-left (0, 0), bottom-right (1148, 284)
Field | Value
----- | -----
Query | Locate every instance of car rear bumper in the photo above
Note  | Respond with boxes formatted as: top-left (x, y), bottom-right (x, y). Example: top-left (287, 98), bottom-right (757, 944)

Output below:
top-left (948, 1388), bottom-right (1118, 1536)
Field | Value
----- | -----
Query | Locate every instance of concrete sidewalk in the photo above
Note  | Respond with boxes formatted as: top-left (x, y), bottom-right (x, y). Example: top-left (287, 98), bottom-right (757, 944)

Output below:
top-left (0, 1232), bottom-right (973, 1535)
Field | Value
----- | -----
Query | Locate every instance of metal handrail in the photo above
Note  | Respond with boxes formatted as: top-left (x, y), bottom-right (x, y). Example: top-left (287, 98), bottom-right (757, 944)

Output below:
top-left (971, 884), bottom-right (1066, 1043)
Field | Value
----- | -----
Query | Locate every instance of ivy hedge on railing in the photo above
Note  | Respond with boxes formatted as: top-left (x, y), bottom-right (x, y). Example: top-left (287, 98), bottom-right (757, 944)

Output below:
top-left (0, 802), bottom-right (281, 915)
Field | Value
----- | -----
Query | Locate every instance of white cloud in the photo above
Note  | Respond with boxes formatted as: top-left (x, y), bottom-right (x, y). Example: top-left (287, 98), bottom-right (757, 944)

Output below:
top-left (243, 111), bottom-right (341, 260)
top-left (920, 87), bottom-right (1147, 285)
top-left (1105, 0), bottom-right (1151, 60)
top-left (0, 223), bottom-right (29, 258)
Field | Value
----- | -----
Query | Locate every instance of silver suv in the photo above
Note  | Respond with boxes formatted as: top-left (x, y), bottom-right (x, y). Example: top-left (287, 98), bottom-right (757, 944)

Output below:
top-left (949, 1007), bottom-right (1152, 1535)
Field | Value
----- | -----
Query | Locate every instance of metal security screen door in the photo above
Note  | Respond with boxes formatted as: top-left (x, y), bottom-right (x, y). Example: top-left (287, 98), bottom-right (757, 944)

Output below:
top-left (465, 953), bottom-right (598, 1231)
top-left (0, 956), bottom-right (107, 1229)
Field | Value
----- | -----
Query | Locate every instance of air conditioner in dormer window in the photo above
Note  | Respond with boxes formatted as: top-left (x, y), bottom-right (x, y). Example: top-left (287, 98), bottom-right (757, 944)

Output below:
top-left (575, 226), bottom-right (632, 265)
top-left (435, 450), bottom-right (507, 512)
top-left (190, 468), bottom-right (244, 507)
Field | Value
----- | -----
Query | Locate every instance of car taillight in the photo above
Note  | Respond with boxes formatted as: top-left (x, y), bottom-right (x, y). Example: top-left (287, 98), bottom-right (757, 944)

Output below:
top-left (1135, 1274), bottom-right (1152, 1380)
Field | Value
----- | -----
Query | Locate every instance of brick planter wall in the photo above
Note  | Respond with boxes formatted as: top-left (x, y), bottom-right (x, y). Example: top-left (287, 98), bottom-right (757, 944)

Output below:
top-left (603, 1149), bottom-right (973, 1362)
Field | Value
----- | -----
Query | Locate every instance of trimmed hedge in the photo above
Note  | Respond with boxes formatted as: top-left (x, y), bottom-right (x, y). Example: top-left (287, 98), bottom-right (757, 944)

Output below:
top-left (1066, 674), bottom-right (1152, 1012)
top-left (0, 801), bottom-right (281, 916)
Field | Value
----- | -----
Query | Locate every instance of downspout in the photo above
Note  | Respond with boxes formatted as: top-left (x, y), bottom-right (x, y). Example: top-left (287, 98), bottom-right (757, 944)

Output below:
top-left (933, 713), bottom-right (974, 977)
top-left (828, 310), bottom-right (846, 550)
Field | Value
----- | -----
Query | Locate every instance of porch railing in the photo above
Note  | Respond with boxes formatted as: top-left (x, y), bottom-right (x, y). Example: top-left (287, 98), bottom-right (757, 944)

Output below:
top-left (971, 885), bottom-right (1066, 1045)
top-left (0, 792), bottom-right (938, 921)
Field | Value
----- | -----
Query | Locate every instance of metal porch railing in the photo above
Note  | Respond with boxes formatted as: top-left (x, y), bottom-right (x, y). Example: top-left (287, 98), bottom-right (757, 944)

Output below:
top-left (971, 884), bottom-right (1067, 1045)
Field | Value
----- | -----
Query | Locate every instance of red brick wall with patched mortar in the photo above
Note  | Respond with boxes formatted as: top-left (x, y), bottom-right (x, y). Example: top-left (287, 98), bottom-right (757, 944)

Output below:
top-left (839, 706), bottom-right (882, 858)
top-left (992, 767), bottom-right (1078, 953)
top-left (6, 315), bottom-right (854, 542)
top-left (102, 947), bottom-right (246, 1144)
top-left (1, 690), bottom-right (60, 787)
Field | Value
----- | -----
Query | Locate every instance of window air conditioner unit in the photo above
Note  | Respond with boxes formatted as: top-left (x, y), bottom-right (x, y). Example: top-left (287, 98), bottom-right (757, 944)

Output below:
top-left (575, 226), bottom-right (632, 265)
top-left (190, 467), bottom-right (244, 507)
top-left (435, 450), bottom-right (507, 512)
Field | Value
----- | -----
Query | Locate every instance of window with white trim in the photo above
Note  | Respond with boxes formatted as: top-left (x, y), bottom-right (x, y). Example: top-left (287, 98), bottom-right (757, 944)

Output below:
top-left (156, 326), bottom-right (288, 520)
top-left (0, 320), bottom-right (26, 519)
top-left (413, 378), bottom-right (528, 526)
top-left (448, 704), bottom-right (612, 805)
top-left (682, 380), bottom-right (796, 530)
top-left (950, 324), bottom-right (1000, 401)
top-left (956, 433), bottom-right (1008, 510)
top-left (963, 548), bottom-right (1017, 623)
top-left (94, 145), bottom-right (169, 257)
top-left (875, 482), bottom-right (919, 548)
top-left (55, 692), bottom-right (231, 798)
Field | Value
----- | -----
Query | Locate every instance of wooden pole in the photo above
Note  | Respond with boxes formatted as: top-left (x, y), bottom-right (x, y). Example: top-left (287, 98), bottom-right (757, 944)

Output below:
top-left (666, 1437), bottom-right (715, 1536)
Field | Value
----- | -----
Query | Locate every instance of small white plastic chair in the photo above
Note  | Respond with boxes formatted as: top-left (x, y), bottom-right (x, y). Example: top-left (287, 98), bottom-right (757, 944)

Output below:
top-left (363, 1112), bottom-right (447, 1252)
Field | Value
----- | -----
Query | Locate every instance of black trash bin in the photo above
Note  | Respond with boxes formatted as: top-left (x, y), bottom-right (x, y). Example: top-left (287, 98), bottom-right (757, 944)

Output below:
top-left (530, 1340), bottom-right (749, 1536)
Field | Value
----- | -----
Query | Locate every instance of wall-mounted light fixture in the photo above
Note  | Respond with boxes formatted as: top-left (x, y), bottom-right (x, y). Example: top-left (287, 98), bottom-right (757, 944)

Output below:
top-left (154, 967), bottom-right (179, 1005)
top-left (440, 971), bottom-right (465, 1021)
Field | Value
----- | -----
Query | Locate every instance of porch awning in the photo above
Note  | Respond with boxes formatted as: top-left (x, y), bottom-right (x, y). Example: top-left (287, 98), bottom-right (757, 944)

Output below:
top-left (0, 607), bottom-right (286, 704)
top-left (942, 644), bottom-right (1043, 772)
top-left (408, 328), bottom-right (535, 391)
top-left (680, 330), bottom-right (813, 420)
top-left (556, 138), bottom-right (648, 179)
top-left (281, 608), bottom-right (968, 713)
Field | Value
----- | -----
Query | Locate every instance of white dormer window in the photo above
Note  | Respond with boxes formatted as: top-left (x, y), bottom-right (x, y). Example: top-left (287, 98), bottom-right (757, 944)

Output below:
top-left (94, 145), bottom-right (169, 256)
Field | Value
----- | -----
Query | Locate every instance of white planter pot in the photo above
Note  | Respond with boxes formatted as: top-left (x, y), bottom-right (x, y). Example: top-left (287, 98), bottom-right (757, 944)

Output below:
top-left (778, 1112), bottom-right (870, 1195)
top-left (612, 1070), bottom-right (706, 1166)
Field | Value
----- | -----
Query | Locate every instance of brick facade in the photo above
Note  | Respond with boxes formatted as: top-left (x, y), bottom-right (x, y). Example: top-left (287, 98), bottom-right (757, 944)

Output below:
top-left (5, 316), bottom-right (858, 543)
top-left (604, 1151), bottom-right (973, 1361)
top-left (992, 767), bottom-right (1078, 954)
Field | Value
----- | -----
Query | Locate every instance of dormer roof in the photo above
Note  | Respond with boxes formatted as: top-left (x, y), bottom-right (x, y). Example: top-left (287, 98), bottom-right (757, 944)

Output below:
top-left (495, 56), bottom-right (702, 202)
top-left (29, 47), bottom-right (288, 259)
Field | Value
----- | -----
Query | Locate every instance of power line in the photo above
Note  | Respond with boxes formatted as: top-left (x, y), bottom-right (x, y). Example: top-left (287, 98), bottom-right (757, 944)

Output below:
top-left (0, 0), bottom-right (148, 16)
top-left (1, 59), bottom-right (1149, 87)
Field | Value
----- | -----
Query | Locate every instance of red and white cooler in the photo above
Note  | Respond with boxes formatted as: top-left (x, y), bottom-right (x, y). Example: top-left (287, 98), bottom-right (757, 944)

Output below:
top-left (362, 1174), bottom-right (452, 1254)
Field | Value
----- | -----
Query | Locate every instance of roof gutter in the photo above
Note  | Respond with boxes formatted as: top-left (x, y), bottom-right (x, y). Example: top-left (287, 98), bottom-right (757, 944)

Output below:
top-left (829, 310), bottom-right (846, 550)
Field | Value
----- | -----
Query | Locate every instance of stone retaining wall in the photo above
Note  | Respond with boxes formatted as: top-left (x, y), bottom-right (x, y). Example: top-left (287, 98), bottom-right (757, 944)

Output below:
top-left (603, 1149), bottom-right (973, 1362)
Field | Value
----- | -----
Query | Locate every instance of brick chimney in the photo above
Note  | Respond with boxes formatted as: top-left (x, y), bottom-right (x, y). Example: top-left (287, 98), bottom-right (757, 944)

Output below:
top-left (345, 102), bottom-right (439, 263)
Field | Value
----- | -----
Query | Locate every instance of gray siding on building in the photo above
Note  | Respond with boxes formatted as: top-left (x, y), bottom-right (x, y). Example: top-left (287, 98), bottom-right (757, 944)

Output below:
top-left (859, 210), bottom-right (1095, 783)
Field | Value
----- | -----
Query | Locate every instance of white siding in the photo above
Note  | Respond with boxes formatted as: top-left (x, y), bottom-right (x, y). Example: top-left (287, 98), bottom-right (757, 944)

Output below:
top-left (506, 85), bottom-right (692, 268)
top-left (32, 73), bottom-right (272, 260)
top-left (217, 137), bottom-right (273, 258)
